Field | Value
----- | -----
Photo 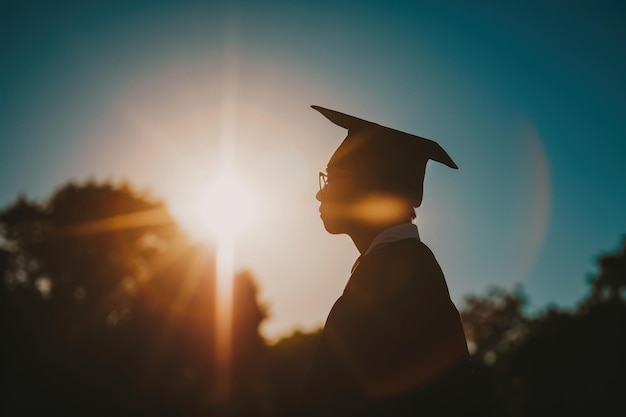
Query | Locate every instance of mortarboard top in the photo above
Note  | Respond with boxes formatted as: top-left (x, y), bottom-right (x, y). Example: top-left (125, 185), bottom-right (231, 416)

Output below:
top-left (312, 105), bottom-right (457, 207)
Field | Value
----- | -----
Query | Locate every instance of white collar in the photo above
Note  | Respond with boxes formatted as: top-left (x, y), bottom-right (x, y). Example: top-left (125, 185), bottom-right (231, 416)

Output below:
top-left (363, 223), bottom-right (420, 256)
top-left (351, 223), bottom-right (420, 274)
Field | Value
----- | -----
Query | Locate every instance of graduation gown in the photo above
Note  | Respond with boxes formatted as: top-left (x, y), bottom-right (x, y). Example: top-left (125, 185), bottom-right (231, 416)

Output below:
top-left (300, 238), bottom-right (474, 416)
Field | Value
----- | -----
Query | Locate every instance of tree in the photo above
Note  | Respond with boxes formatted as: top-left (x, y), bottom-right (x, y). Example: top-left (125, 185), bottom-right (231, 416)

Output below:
top-left (456, 237), bottom-right (626, 417)
top-left (1, 181), bottom-right (268, 416)
top-left (587, 236), bottom-right (626, 305)
top-left (460, 285), bottom-right (530, 367)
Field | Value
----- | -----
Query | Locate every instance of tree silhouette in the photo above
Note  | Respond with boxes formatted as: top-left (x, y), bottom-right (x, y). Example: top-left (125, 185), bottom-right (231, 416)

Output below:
top-left (2, 180), bottom-right (624, 416)
top-left (587, 236), bottom-right (626, 305)
top-left (455, 238), bottom-right (626, 417)
top-left (1, 181), bottom-right (268, 416)
top-left (265, 329), bottom-right (322, 416)
top-left (461, 285), bottom-right (529, 366)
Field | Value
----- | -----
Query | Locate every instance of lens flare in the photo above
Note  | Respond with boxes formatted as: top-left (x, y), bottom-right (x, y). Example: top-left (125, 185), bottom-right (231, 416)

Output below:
top-left (196, 171), bottom-right (258, 241)
top-left (351, 194), bottom-right (410, 225)
top-left (215, 236), bottom-right (234, 400)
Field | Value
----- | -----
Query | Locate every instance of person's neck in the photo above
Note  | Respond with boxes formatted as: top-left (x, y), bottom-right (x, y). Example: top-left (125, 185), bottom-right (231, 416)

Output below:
top-left (348, 221), bottom-right (411, 255)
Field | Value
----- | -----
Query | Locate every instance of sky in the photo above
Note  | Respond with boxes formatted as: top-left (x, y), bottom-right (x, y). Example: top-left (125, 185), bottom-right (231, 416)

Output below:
top-left (2, 0), bottom-right (625, 339)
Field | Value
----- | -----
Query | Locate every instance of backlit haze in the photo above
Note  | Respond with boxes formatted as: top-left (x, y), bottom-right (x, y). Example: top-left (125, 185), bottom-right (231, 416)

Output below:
top-left (2, 1), bottom-right (625, 340)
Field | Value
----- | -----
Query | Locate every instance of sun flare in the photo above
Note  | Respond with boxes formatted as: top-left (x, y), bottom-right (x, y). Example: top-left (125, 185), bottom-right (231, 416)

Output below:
top-left (191, 171), bottom-right (258, 242)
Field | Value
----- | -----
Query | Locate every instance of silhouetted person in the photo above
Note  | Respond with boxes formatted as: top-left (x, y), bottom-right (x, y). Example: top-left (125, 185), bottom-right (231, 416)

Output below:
top-left (300, 106), bottom-right (475, 416)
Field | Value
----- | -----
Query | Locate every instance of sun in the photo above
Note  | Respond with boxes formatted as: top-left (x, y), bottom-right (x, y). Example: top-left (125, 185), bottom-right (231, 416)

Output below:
top-left (192, 170), bottom-right (258, 242)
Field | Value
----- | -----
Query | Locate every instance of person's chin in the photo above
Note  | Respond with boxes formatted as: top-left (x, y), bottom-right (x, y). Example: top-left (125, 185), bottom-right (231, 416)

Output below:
top-left (320, 215), bottom-right (347, 235)
top-left (324, 224), bottom-right (344, 234)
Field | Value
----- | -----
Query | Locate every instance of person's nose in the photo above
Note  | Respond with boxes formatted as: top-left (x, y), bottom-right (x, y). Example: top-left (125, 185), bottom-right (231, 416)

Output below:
top-left (316, 188), bottom-right (324, 202)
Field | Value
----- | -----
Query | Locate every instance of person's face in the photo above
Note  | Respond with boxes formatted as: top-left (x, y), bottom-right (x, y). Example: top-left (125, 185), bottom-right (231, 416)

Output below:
top-left (316, 167), bottom-right (365, 234)
top-left (316, 167), bottom-right (415, 234)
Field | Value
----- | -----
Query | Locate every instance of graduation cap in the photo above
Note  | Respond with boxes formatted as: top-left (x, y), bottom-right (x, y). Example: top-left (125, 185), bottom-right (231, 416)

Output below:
top-left (312, 105), bottom-right (457, 207)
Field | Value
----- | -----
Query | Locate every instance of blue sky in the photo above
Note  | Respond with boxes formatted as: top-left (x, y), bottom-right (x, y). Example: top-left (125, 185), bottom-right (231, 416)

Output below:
top-left (2, 0), bottom-right (625, 338)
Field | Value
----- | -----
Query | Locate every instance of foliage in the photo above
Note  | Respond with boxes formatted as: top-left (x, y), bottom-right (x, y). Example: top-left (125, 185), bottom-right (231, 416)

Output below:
top-left (2, 181), bottom-right (624, 416)
top-left (1, 181), bottom-right (267, 416)
top-left (587, 236), bottom-right (626, 304)
top-left (460, 285), bottom-right (529, 366)
top-left (265, 329), bottom-right (322, 416)
top-left (455, 237), bottom-right (626, 416)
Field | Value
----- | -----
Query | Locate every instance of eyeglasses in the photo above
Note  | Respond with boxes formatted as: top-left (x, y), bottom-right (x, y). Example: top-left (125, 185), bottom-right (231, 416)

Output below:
top-left (319, 170), bottom-right (353, 192)
top-left (318, 172), bottom-right (328, 192)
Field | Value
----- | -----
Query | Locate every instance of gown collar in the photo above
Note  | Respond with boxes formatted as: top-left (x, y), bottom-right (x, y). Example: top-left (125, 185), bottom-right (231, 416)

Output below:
top-left (351, 223), bottom-right (420, 274)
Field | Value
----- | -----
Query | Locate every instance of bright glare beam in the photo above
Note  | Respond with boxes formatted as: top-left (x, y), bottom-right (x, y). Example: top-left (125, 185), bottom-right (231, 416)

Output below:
top-left (216, 235), bottom-right (234, 402)
top-left (200, 171), bottom-right (257, 242)
top-left (203, 170), bottom-right (257, 402)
